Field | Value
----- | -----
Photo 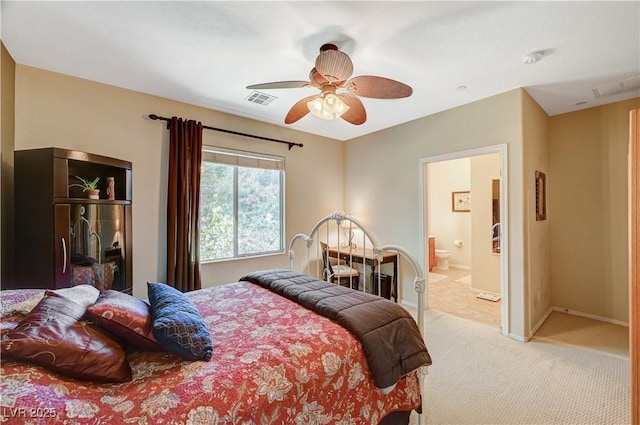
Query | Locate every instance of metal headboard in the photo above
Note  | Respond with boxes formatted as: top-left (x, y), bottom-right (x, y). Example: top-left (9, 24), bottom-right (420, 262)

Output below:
top-left (287, 211), bottom-right (428, 425)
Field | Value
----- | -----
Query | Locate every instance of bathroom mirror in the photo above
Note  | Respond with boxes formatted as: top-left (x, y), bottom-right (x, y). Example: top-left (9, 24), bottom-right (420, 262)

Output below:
top-left (492, 179), bottom-right (501, 254)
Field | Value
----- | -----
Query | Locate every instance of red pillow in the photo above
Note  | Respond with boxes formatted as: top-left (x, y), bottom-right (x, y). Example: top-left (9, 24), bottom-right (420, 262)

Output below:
top-left (85, 290), bottom-right (164, 352)
top-left (0, 291), bottom-right (131, 383)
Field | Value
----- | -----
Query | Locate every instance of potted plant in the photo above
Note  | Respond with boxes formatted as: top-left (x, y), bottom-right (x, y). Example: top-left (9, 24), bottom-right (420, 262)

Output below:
top-left (69, 176), bottom-right (100, 199)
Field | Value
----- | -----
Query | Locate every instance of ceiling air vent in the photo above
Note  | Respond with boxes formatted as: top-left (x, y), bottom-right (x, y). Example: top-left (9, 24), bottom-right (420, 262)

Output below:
top-left (592, 76), bottom-right (640, 99)
top-left (245, 91), bottom-right (277, 106)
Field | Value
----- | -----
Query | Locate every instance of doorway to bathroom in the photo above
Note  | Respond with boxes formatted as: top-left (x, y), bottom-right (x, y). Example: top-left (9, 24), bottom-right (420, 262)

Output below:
top-left (419, 144), bottom-right (508, 335)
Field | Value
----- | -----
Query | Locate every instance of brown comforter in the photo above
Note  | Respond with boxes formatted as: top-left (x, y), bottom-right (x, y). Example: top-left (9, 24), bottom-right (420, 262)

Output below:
top-left (240, 269), bottom-right (432, 389)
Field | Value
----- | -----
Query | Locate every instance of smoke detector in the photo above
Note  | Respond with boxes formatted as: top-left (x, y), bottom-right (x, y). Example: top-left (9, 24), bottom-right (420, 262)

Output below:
top-left (522, 51), bottom-right (544, 65)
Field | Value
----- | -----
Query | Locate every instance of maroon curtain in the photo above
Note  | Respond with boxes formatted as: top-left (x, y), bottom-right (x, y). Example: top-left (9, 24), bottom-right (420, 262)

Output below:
top-left (167, 117), bottom-right (203, 292)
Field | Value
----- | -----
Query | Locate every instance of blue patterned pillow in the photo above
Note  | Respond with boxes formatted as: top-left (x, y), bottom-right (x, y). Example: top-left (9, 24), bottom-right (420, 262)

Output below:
top-left (147, 282), bottom-right (213, 361)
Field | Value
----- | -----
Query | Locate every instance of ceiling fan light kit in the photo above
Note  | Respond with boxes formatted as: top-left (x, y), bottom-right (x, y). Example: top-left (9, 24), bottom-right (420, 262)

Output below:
top-left (247, 43), bottom-right (412, 125)
top-left (307, 86), bottom-right (350, 120)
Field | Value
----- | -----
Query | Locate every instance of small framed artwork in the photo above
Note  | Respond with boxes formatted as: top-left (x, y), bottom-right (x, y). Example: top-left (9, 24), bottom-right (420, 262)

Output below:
top-left (535, 171), bottom-right (546, 221)
top-left (452, 191), bottom-right (471, 212)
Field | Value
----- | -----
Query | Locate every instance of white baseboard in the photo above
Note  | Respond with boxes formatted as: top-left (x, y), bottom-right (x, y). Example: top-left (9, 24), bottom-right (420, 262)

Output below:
top-left (448, 264), bottom-right (471, 271)
top-left (508, 332), bottom-right (528, 342)
top-left (527, 307), bottom-right (555, 341)
top-left (401, 300), bottom-right (418, 310)
top-left (551, 306), bottom-right (629, 327)
top-left (526, 306), bottom-right (629, 341)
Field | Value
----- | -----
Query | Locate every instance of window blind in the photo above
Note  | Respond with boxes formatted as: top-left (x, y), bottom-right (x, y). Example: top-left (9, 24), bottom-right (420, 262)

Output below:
top-left (202, 146), bottom-right (284, 171)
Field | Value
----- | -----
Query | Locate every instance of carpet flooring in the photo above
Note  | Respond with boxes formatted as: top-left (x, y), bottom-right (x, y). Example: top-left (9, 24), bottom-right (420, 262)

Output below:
top-left (408, 309), bottom-right (630, 425)
top-left (533, 311), bottom-right (629, 359)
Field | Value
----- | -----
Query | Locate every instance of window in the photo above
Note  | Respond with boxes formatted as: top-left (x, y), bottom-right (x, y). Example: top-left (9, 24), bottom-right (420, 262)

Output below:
top-left (199, 147), bottom-right (284, 261)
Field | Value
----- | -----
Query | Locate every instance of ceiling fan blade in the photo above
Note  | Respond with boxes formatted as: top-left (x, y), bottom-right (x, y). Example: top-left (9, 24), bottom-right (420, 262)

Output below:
top-left (246, 81), bottom-right (311, 90)
top-left (339, 94), bottom-right (367, 125)
top-left (345, 76), bottom-right (413, 99)
top-left (284, 95), bottom-right (317, 124)
top-left (315, 49), bottom-right (353, 83)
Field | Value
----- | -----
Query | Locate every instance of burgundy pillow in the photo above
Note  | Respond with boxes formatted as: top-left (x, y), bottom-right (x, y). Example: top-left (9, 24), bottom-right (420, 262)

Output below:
top-left (0, 291), bottom-right (131, 383)
top-left (85, 290), bottom-right (163, 352)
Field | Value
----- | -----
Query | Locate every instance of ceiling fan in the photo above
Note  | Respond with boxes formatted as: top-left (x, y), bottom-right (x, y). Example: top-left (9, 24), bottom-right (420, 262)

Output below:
top-left (246, 43), bottom-right (413, 125)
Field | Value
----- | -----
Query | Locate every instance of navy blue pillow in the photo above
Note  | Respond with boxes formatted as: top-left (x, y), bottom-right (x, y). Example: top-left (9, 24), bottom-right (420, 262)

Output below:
top-left (147, 282), bottom-right (213, 361)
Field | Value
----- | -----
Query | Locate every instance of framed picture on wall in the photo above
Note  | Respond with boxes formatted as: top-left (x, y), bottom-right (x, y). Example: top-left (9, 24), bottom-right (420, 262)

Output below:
top-left (452, 191), bottom-right (471, 212)
top-left (535, 171), bottom-right (547, 221)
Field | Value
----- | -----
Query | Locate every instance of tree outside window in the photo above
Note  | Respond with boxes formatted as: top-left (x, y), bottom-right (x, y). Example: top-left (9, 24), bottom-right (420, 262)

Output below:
top-left (199, 148), bottom-right (284, 261)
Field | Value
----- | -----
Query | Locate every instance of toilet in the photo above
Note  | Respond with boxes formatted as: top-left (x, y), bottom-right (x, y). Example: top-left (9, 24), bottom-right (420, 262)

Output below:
top-left (435, 249), bottom-right (451, 270)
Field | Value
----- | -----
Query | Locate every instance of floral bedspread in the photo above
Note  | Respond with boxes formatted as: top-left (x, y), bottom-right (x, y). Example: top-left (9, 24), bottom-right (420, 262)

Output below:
top-left (0, 282), bottom-right (421, 424)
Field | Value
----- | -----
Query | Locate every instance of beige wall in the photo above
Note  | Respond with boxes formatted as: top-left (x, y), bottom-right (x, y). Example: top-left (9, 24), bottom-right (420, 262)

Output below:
top-left (522, 90), bottom-right (551, 332)
top-left (1, 42), bottom-right (16, 286)
top-left (6, 59), bottom-right (636, 338)
top-left (344, 89), bottom-right (528, 338)
top-left (549, 97), bottom-right (640, 323)
top-left (12, 65), bottom-right (344, 298)
top-left (470, 153), bottom-right (501, 294)
top-left (427, 157), bottom-right (472, 268)
top-left (345, 90), bottom-right (635, 337)
top-left (426, 153), bottom-right (500, 293)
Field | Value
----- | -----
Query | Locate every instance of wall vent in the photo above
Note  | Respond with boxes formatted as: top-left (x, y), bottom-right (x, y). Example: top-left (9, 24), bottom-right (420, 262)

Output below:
top-left (592, 76), bottom-right (640, 99)
top-left (245, 91), bottom-right (278, 106)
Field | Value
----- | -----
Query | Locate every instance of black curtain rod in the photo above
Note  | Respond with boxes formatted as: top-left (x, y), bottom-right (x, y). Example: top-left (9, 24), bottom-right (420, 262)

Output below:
top-left (148, 114), bottom-right (303, 150)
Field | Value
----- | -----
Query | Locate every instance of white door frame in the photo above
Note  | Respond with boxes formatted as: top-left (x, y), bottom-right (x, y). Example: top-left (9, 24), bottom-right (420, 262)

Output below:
top-left (419, 144), bottom-right (509, 336)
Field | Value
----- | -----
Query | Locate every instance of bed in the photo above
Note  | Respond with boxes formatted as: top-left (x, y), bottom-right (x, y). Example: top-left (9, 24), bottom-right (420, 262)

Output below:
top-left (1, 212), bottom-right (431, 424)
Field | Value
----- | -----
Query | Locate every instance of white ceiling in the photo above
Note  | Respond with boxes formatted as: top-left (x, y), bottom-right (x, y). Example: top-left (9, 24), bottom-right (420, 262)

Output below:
top-left (2, 1), bottom-right (639, 141)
